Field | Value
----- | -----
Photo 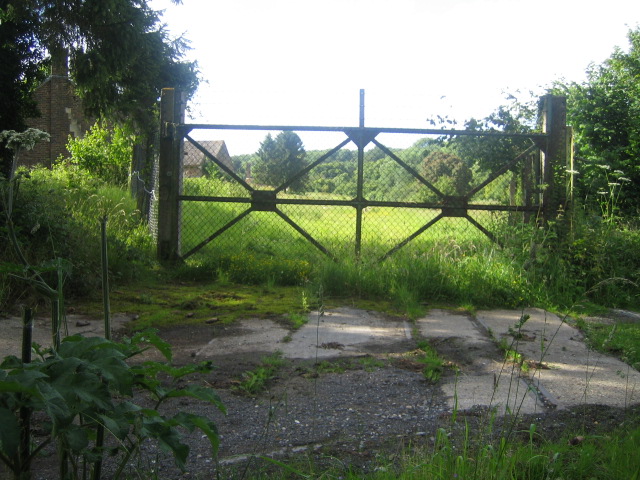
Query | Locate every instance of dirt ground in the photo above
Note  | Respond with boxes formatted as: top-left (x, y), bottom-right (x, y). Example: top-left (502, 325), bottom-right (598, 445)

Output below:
top-left (1, 312), bottom-right (639, 479)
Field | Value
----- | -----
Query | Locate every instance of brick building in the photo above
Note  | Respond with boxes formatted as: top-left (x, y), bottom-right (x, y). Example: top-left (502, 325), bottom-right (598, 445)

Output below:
top-left (19, 56), bottom-right (92, 169)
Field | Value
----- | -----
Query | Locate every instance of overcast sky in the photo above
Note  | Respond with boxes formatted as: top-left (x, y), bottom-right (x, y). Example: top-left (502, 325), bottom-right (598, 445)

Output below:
top-left (150, 0), bottom-right (640, 154)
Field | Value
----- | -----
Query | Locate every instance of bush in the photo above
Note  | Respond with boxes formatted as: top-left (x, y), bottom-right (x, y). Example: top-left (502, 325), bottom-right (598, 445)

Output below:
top-left (1, 165), bottom-right (154, 309)
top-left (64, 120), bottom-right (135, 186)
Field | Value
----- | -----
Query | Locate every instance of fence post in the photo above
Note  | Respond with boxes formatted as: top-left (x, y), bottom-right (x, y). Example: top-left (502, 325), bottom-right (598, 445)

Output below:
top-left (540, 95), bottom-right (568, 225)
top-left (354, 89), bottom-right (366, 257)
top-left (157, 88), bottom-right (185, 261)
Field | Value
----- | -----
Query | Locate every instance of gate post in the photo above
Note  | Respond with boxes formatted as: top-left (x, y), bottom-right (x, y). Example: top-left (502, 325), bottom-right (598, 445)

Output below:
top-left (540, 95), bottom-right (568, 225)
top-left (157, 88), bottom-right (185, 261)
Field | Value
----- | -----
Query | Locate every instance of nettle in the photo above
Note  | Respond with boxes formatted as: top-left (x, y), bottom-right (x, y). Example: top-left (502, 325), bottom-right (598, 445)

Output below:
top-left (0, 330), bottom-right (225, 480)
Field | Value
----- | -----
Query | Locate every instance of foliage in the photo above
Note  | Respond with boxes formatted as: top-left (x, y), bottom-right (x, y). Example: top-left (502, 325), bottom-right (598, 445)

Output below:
top-left (415, 339), bottom-right (445, 382)
top-left (578, 321), bottom-right (640, 371)
top-left (0, 3), bottom-right (46, 178)
top-left (233, 351), bottom-right (286, 395)
top-left (450, 94), bottom-right (538, 171)
top-left (420, 150), bottom-right (472, 201)
top-left (183, 175), bottom-right (246, 198)
top-left (64, 120), bottom-right (136, 186)
top-left (365, 154), bottom-right (422, 202)
top-left (307, 149), bottom-right (357, 196)
top-left (0, 0), bottom-right (199, 177)
top-left (1, 164), bottom-right (154, 309)
top-left (252, 131), bottom-right (308, 192)
top-left (0, 332), bottom-right (225, 479)
top-left (551, 28), bottom-right (640, 214)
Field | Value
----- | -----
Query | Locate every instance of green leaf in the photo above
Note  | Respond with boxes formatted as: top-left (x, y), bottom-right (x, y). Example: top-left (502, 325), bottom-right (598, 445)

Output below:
top-left (63, 424), bottom-right (89, 453)
top-left (36, 382), bottom-right (72, 426)
top-left (98, 412), bottom-right (130, 440)
top-left (0, 380), bottom-right (40, 397)
top-left (163, 385), bottom-right (226, 414)
top-left (129, 329), bottom-right (173, 362)
top-left (0, 407), bottom-right (20, 458)
top-left (172, 412), bottom-right (220, 457)
top-left (0, 355), bottom-right (23, 369)
top-left (138, 361), bottom-right (214, 381)
top-left (140, 416), bottom-right (189, 470)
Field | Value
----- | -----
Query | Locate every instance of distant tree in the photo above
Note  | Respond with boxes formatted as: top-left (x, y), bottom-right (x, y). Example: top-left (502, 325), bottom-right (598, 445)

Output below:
top-left (0, 0), bottom-right (198, 181)
top-left (449, 95), bottom-right (537, 173)
top-left (421, 151), bottom-right (472, 201)
top-left (253, 131), bottom-right (308, 192)
top-left (437, 94), bottom-right (539, 207)
top-left (0, 2), bottom-right (46, 178)
top-left (552, 28), bottom-right (640, 213)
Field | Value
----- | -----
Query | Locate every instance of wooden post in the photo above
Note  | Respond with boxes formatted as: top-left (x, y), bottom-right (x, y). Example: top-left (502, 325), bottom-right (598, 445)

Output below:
top-left (540, 95), bottom-right (568, 225)
top-left (157, 88), bottom-right (185, 261)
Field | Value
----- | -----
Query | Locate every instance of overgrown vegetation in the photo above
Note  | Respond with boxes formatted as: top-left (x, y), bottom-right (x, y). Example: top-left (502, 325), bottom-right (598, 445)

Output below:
top-left (0, 332), bottom-right (225, 479)
top-left (246, 421), bottom-right (640, 480)
top-left (0, 163), bottom-right (154, 309)
top-left (2, 25), bottom-right (640, 480)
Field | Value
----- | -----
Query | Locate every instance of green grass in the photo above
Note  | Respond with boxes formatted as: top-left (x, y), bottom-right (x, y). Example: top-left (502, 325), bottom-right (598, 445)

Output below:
top-left (73, 279), bottom-right (313, 331)
top-left (177, 179), bottom-right (640, 311)
top-left (233, 351), bottom-right (286, 395)
top-left (578, 320), bottom-right (640, 370)
top-left (240, 424), bottom-right (640, 479)
top-left (415, 339), bottom-right (445, 382)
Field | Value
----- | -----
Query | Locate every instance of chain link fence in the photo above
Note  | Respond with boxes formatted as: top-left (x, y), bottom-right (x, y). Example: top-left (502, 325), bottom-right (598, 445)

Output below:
top-left (176, 127), bottom-right (544, 265)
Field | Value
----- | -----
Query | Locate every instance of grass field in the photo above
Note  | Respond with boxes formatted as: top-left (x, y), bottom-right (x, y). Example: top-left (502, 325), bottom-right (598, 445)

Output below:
top-left (180, 199), bottom-right (509, 259)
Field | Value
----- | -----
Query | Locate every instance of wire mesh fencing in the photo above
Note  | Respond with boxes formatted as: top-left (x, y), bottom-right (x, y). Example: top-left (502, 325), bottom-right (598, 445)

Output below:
top-left (176, 127), bottom-right (545, 266)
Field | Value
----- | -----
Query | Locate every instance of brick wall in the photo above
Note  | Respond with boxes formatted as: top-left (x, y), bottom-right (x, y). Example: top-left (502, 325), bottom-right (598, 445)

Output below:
top-left (20, 61), bottom-right (91, 169)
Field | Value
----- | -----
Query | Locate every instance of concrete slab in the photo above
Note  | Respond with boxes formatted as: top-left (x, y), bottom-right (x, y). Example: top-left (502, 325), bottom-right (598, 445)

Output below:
top-left (195, 307), bottom-right (640, 414)
top-left (279, 307), bottom-right (412, 359)
top-left (416, 310), bottom-right (542, 414)
top-left (197, 307), bottom-right (413, 360)
top-left (196, 319), bottom-right (289, 357)
top-left (477, 308), bottom-right (640, 409)
top-left (0, 313), bottom-right (132, 358)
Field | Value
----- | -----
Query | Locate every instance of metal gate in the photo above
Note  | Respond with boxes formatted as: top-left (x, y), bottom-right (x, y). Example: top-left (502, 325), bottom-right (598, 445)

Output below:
top-left (157, 90), bottom-right (569, 262)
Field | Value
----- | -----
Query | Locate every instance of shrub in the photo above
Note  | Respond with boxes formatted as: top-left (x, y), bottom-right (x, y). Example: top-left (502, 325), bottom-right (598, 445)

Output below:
top-left (1, 165), bottom-right (154, 309)
top-left (63, 120), bottom-right (136, 187)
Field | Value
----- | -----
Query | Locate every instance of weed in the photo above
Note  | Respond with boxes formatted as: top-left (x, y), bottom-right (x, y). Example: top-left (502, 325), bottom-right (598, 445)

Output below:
top-left (314, 360), bottom-right (348, 374)
top-left (358, 356), bottom-right (385, 372)
top-left (415, 339), bottom-right (445, 383)
top-left (287, 312), bottom-right (309, 330)
top-left (234, 352), bottom-right (286, 395)
top-left (0, 332), bottom-right (225, 479)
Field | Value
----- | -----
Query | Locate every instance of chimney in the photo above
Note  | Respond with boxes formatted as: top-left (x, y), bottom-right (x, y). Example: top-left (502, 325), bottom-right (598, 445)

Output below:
top-left (51, 48), bottom-right (69, 77)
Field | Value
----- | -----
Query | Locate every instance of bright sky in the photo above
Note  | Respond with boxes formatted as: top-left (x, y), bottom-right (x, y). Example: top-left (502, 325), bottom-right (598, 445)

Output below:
top-left (151, 0), bottom-right (640, 154)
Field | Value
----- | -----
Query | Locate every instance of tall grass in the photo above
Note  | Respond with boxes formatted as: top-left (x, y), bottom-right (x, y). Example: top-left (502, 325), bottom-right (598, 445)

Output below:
top-left (179, 187), bottom-right (639, 311)
top-left (4, 168), bottom-right (638, 312)
top-left (1, 165), bottom-right (154, 309)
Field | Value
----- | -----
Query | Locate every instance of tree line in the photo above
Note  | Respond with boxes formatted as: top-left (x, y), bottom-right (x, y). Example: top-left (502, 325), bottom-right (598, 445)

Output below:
top-left (2, 0), bottom-right (640, 218)
top-left (222, 28), bottom-right (640, 217)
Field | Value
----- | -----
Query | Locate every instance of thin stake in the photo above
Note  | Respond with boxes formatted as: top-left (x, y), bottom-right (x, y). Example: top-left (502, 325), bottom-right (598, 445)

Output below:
top-left (101, 216), bottom-right (111, 340)
top-left (20, 308), bottom-right (33, 479)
